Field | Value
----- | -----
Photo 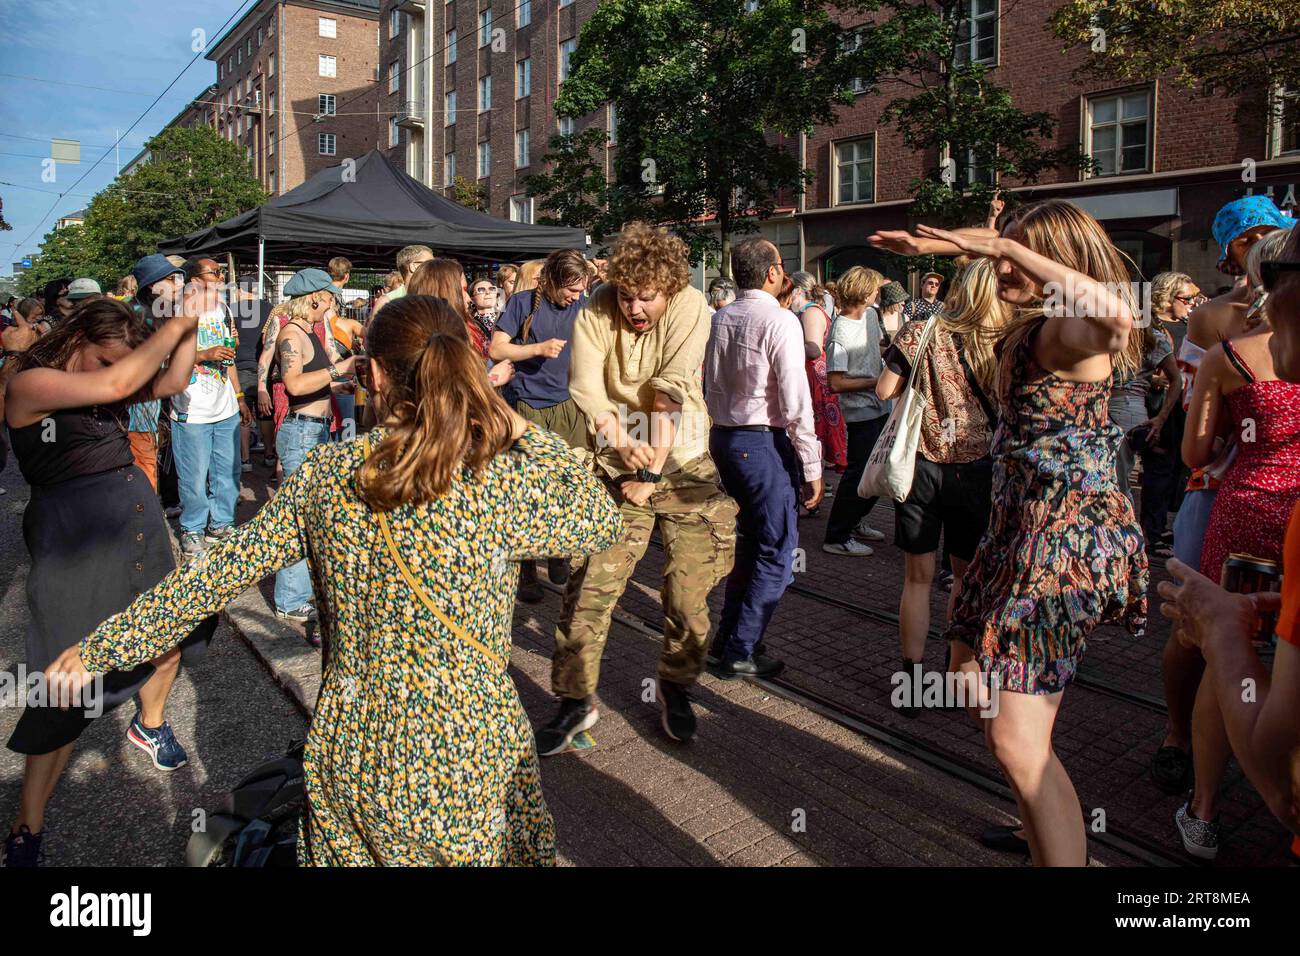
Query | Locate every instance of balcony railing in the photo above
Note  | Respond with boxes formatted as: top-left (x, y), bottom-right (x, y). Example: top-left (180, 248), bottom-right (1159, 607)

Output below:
top-left (395, 100), bottom-right (426, 129)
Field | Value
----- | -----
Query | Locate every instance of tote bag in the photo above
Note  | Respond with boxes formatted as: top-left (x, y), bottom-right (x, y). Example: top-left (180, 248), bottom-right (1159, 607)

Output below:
top-left (858, 315), bottom-right (940, 502)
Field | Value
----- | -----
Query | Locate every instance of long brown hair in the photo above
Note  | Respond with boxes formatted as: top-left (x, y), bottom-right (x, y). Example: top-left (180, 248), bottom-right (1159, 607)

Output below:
top-left (537, 248), bottom-right (588, 305)
top-left (407, 258), bottom-right (470, 321)
top-left (357, 295), bottom-right (514, 510)
top-left (12, 297), bottom-right (149, 377)
top-left (939, 257), bottom-right (1013, 395)
top-left (996, 198), bottom-right (1142, 378)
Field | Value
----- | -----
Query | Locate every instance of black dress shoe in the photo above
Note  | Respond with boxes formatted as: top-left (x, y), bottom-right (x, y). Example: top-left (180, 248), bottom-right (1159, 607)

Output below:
top-left (706, 653), bottom-right (785, 681)
top-left (980, 824), bottom-right (1031, 855)
top-left (658, 679), bottom-right (696, 742)
top-left (517, 561), bottom-right (544, 604)
top-left (547, 557), bottom-right (570, 586)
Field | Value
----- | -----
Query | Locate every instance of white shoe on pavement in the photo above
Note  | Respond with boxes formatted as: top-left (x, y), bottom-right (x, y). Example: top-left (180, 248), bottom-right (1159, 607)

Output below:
top-left (822, 540), bottom-right (874, 557)
top-left (853, 521), bottom-right (885, 542)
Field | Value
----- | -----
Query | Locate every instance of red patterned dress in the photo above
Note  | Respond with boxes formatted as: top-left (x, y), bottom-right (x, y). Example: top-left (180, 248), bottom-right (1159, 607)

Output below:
top-left (799, 303), bottom-right (848, 472)
top-left (1199, 338), bottom-right (1300, 583)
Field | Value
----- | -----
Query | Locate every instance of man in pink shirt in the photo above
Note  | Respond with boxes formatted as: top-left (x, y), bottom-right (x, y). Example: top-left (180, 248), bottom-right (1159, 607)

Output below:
top-left (704, 237), bottom-right (824, 679)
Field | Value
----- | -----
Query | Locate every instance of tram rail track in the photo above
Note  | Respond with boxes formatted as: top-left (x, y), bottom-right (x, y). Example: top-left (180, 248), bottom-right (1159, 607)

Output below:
top-left (537, 577), bottom-right (1190, 868)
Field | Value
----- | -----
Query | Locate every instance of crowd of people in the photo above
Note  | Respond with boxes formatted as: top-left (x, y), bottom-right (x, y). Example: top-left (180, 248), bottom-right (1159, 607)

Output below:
top-left (0, 192), bottom-right (1297, 869)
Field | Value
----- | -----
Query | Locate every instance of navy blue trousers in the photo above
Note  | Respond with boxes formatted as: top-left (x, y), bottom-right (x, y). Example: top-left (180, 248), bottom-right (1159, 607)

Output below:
top-left (709, 427), bottom-right (802, 662)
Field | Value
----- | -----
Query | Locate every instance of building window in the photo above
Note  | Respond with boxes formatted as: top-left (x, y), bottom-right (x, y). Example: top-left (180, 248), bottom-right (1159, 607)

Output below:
top-left (389, 61), bottom-right (401, 93)
top-left (390, 10), bottom-right (402, 38)
top-left (319, 133), bottom-right (336, 156)
top-left (268, 53), bottom-right (275, 76)
top-left (608, 103), bottom-right (618, 145)
top-left (836, 136), bottom-right (875, 204)
top-left (269, 171), bottom-right (276, 193)
top-left (844, 29), bottom-right (868, 93)
top-left (559, 38), bottom-right (576, 82)
top-left (515, 128), bottom-right (529, 167)
top-left (518, 0), bottom-right (531, 28)
top-left (268, 92), bottom-right (276, 114)
top-left (478, 141), bottom-right (491, 178)
top-left (319, 17), bottom-right (337, 39)
top-left (268, 131), bottom-right (276, 156)
top-left (219, 63), bottom-right (223, 81)
top-left (319, 55), bottom-right (337, 78)
top-left (319, 93), bottom-right (337, 116)
top-left (1270, 85), bottom-right (1300, 158)
top-left (510, 195), bottom-right (533, 223)
top-left (445, 90), bottom-right (457, 126)
top-left (246, 37), bottom-right (253, 56)
top-left (479, 10), bottom-right (492, 47)
top-left (445, 150), bottom-right (456, 185)
top-left (1086, 89), bottom-right (1152, 176)
top-left (516, 58), bottom-right (531, 98)
top-left (558, 116), bottom-right (575, 137)
top-left (963, 146), bottom-right (996, 186)
top-left (954, 0), bottom-right (998, 66)
top-left (389, 118), bottom-right (401, 147)
top-left (268, 14), bottom-right (274, 37)
top-left (258, 27), bottom-right (263, 46)
top-left (447, 30), bottom-right (457, 64)
top-left (237, 47), bottom-right (243, 65)
top-left (478, 75), bottom-right (491, 111)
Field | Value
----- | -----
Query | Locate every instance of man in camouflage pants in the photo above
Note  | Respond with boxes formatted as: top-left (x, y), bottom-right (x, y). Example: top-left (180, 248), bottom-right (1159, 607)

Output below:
top-left (534, 223), bottom-right (737, 754)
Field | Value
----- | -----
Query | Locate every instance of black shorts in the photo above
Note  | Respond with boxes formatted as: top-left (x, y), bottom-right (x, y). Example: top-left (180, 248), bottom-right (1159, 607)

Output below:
top-left (895, 455), bottom-right (993, 560)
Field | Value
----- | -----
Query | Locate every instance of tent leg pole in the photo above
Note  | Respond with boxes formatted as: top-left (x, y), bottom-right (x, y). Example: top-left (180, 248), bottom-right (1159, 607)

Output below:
top-left (258, 239), bottom-right (265, 298)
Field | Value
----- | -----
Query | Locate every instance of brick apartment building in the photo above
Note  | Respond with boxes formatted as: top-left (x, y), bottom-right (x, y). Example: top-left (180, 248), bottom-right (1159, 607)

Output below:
top-left (380, 1), bottom-right (1298, 290)
top-left (207, 0), bottom-right (382, 197)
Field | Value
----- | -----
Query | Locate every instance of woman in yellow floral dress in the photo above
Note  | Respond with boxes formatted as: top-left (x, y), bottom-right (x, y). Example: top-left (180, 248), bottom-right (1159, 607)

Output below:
top-left (47, 295), bottom-right (624, 866)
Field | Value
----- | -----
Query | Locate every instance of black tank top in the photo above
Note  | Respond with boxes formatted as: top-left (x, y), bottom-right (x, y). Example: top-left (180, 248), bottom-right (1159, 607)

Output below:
top-left (9, 402), bottom-right (133, 487)
top-left (288, 322), bottom-right (333, 409)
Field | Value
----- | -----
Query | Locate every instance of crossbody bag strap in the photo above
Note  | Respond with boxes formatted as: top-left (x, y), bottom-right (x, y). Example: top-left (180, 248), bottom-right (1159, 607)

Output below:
top-left (365, 435), bottom-right (507, 671)
top-left (952, 331), bottom-right (998, 427)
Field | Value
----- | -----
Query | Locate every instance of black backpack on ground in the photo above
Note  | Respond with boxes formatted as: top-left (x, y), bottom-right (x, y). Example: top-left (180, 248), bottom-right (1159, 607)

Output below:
top-left (186, 740), bottom-right (305, 867)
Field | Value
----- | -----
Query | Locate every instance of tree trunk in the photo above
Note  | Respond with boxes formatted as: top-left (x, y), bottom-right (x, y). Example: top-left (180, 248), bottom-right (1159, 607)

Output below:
top-left (719, 200), bottom-right (732, 280)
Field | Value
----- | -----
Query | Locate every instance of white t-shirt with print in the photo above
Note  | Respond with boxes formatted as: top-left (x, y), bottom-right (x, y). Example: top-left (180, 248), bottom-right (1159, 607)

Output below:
top-left (171, 303), bottom-right (239, 424)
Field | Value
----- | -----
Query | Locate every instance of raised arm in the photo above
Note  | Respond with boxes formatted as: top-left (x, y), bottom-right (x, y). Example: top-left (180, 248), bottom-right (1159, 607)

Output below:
top-left (868, 227), bottom-right (999, 259)
top-left (5, 311), bottom-right (199, 428)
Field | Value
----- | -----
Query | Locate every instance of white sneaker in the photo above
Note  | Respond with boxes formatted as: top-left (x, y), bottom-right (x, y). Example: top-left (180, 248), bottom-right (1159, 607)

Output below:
top-left (822, 540), bottom-right (874, 557)
top-left (853, 521), bottom-right (885, 542)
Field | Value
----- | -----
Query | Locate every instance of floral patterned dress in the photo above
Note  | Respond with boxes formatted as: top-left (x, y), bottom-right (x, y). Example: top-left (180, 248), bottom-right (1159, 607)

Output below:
top-left (945, 319), bottom-right (1148, 694)
top-left (77, 425), bottom-right (623, 865)
top-left (800, 304), bottom-right (848, 472)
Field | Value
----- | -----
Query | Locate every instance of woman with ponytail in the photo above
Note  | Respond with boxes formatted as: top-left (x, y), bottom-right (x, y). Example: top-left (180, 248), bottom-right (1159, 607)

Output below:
top-left (45, 294), bottom-right (623, 866)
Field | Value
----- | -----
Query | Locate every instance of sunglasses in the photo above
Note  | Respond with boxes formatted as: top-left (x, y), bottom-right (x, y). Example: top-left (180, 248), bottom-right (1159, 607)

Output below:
top-left (1260, 260), bottom-right (1300, 292)
top-left (1173, 294), bottom-right (1199, 304)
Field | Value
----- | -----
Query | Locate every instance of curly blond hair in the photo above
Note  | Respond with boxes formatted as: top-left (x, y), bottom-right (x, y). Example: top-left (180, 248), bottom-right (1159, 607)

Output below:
top-left (607, 222), bottom-right (691, 296)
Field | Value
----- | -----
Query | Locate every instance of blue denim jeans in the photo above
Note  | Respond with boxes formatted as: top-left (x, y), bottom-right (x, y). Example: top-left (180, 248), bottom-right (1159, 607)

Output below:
top-left (274, 415), bottom-right (330, 612)
top-left (171, 413), bottom-right (241, 535)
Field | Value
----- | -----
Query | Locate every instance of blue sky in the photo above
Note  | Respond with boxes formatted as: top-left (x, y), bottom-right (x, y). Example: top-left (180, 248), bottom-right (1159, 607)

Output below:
top-left (0, 0), bottom-right (251, 276)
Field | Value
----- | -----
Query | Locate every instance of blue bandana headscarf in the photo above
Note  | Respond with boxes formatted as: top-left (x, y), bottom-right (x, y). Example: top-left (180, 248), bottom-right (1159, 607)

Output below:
top-left (1212, 196), bottom-right (1289, 265)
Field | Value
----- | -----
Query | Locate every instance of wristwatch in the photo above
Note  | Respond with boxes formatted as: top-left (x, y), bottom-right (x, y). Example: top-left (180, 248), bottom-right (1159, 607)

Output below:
top-left (635, 468), bottom-right (663, 483)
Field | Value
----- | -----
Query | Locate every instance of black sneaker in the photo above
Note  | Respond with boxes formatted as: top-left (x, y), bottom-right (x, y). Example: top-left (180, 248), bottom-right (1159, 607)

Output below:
top-left (980, 824), bottom-right (1031, 856)
top-left (706, 653), bottom-right (785, 681)
top-left (535, 696), bottom-right (598, 756)
top-left (2, 826), bottom-right (44, 867)
top-left (517, 562), bottom-right (544, 604)
top-left (658, 679), bottom-right (696, 742)
top-left (547, 558), bottom-right (570, 586)
top-left (1150, 745), bottom-right (1192, 795)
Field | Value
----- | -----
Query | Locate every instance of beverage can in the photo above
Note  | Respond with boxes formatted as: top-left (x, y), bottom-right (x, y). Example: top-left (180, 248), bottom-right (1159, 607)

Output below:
top-left (1221, 553), bottom-right (1281, 643)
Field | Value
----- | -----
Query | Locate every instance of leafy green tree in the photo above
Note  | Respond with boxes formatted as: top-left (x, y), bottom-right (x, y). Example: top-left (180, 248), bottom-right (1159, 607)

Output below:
top-left (0, 195), bottom-right (12, 231)
top-left (450, 175), bottom-right (489, 211)
top-left (15, 223), bottom-right (97, 297)
top-left (526, 0), bottom-right (879, 274)
top-left (83, 126), bottom-right (266, 284)
top-left (1052, 0), bottom-right (1300, 103)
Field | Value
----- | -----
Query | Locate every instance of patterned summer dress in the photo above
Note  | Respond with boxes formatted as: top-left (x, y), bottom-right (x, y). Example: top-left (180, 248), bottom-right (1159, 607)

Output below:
top-left (800, 303), bottom-right (848, 472)
top-left (1198, 337), bottom-right (1300, 583)
top-left (945, 319), bottom-right (1148, 693)
top-left (76, 425), bottom-right (623, 865)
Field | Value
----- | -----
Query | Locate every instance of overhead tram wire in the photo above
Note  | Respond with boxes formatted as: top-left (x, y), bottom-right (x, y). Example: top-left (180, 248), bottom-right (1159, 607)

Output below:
top-left (4, 0), bottom-right (261, 256)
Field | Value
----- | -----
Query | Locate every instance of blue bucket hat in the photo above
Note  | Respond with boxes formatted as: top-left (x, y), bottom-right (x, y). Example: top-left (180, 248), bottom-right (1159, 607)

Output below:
top-left (283, 267), bottom-right (342, 300)
top-left (1213, 195), bottom-right (1289, 265)
top-left (132, 254), bottom-right (184, 290)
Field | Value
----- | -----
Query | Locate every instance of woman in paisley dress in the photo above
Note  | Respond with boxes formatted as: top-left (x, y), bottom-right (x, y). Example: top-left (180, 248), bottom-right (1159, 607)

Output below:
top-left (871, 199), bottom-right (1148, 866)
top-left (46, 295), bottom-right (624, 866)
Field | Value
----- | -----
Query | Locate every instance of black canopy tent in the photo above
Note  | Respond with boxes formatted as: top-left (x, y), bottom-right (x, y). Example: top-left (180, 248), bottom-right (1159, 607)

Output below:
top-left (157, 149), bottom-right (588, 282)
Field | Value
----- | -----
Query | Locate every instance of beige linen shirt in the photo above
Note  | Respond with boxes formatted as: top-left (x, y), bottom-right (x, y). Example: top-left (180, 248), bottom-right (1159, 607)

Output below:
top-left (569, 283), bottom-right (713, 478)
